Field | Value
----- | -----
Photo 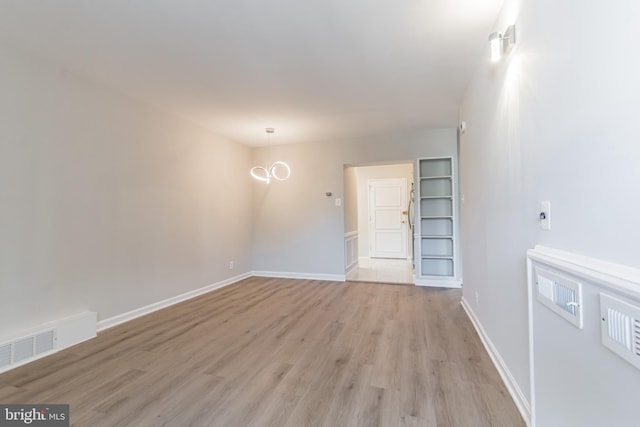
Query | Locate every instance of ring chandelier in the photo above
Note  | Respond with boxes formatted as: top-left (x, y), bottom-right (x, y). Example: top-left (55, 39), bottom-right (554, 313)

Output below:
top-left (250, 128), bottom-right (291, 184)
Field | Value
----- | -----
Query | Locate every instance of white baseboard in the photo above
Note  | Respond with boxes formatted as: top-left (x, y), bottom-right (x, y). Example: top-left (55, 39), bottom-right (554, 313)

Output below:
top-left (97, 272), bottom-right (252, 331)
top-left (461, 297), bottom-right (531, 427)
top-left (345, 262), bottom-right (358, 273)
top-left (252, 271), bottom-right (346, 282)
top-left (57, 311), bottom-right (97, 349)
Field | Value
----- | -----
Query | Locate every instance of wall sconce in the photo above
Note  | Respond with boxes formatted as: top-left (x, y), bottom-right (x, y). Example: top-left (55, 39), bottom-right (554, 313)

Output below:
top-left (489, 25), bottom-right (516, 62)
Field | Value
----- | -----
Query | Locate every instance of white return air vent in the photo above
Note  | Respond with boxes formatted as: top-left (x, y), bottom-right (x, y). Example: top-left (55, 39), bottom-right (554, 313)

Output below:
top-left (535, 266), bottom-right (583, 328)
top-left (0, 311), bottom-right (96, 373)
top-left (0, 329), bottom-right (57, 370)
top-left (600, 293), bottom-right (640, 371)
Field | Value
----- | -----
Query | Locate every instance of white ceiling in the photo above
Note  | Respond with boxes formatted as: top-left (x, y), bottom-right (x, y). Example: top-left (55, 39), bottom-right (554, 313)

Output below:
top-left (0, 0), bottom-right (503, 146)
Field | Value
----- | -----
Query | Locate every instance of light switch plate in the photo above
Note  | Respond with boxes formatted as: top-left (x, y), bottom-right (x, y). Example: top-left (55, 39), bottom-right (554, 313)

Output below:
top-left (540, 200), bottom-right (551, 230)
top-left (335, 198), bottom-right (342, 206)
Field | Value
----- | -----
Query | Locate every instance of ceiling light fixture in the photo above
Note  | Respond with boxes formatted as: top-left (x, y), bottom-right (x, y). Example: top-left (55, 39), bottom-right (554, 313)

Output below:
top-left (489, 24), bottom-right (516, 62)
top-left (250, 128), bottom-right (290, 184)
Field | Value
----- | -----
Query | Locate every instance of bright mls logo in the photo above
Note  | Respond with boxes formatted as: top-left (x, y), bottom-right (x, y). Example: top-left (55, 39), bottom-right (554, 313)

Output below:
top-left (0, 405), bottom-right (69, 427)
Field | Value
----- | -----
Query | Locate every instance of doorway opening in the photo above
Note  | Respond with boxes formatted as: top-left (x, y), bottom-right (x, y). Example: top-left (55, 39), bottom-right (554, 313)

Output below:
top-left (343, 162), bottom-right (415, 284)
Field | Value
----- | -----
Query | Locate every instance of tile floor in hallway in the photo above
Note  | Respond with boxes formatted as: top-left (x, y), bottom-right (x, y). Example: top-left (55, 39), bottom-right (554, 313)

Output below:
top-left (346, 257), bottom-right (414, 284)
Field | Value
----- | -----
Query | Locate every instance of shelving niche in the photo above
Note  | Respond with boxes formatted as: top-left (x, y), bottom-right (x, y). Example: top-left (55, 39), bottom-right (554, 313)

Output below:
top-left (416, 157), bottom-right (459, 286)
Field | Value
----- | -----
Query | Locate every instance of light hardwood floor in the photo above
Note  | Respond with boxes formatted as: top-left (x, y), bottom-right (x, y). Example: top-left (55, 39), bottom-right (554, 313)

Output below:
top-left (0, 277), bottom-right (525, 426)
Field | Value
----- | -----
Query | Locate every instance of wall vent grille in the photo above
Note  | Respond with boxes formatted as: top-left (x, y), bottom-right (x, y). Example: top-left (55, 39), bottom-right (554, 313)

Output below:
top-left (635, 319), bottom-right (640, 357)
top-left (555, 283), bottom-right (577, 316)
top-left (0, 312), bottom-right (97, 374)
top-left (13, 337), bottom-right (35, 363)
top-left (607, 307), bottom-right (632, 350)
top-left (0, 344), bottom-right (11, 368)
top-left (600, 293), bottom-right (640, 371)
top-left (0, 329), bottom-right (57, 370)
top-left (535, 267), bottom-right (583, 328)
top-left (35, 330), bottom-right (55, 355)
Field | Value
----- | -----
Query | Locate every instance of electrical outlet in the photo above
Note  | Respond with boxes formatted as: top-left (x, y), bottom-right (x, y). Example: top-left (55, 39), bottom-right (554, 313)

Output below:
top-left (228, 260), bottom-right (234, 269)
top-left (475, 291), bottom-right (480, 307)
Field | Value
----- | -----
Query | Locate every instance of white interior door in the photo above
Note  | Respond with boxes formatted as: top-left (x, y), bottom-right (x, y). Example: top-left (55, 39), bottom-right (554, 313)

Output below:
top-left (368, 178), bottom-right (408, 259)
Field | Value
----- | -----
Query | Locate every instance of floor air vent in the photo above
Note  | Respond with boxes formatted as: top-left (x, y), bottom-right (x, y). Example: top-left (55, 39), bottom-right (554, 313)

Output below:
top-left (600, 293), bottom-right (640, 370)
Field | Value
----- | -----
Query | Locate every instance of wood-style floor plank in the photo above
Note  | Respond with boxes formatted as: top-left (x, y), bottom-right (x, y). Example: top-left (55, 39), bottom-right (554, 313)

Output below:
top-left (0, 277), bottom-right (525, 426)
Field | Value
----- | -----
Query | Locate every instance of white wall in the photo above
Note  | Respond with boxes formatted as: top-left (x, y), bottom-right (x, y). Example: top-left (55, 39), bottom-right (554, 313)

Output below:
top-left (0, 42), bottom-right (253, 340)
top-left (343, 166), bottom-right (358, 234)
top-left (354, 163), bottom-right (413, 258)
top-left (251, 140), bottom-right (345, 277)
top-left (251, 128), bottom-right (456, 277)
top-left (460, 0), bottom-right (640, 422)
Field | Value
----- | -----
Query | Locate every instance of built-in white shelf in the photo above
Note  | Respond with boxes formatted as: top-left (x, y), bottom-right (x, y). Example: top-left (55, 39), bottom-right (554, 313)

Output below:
top-left (416, 157), bottom-right (458, 286)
